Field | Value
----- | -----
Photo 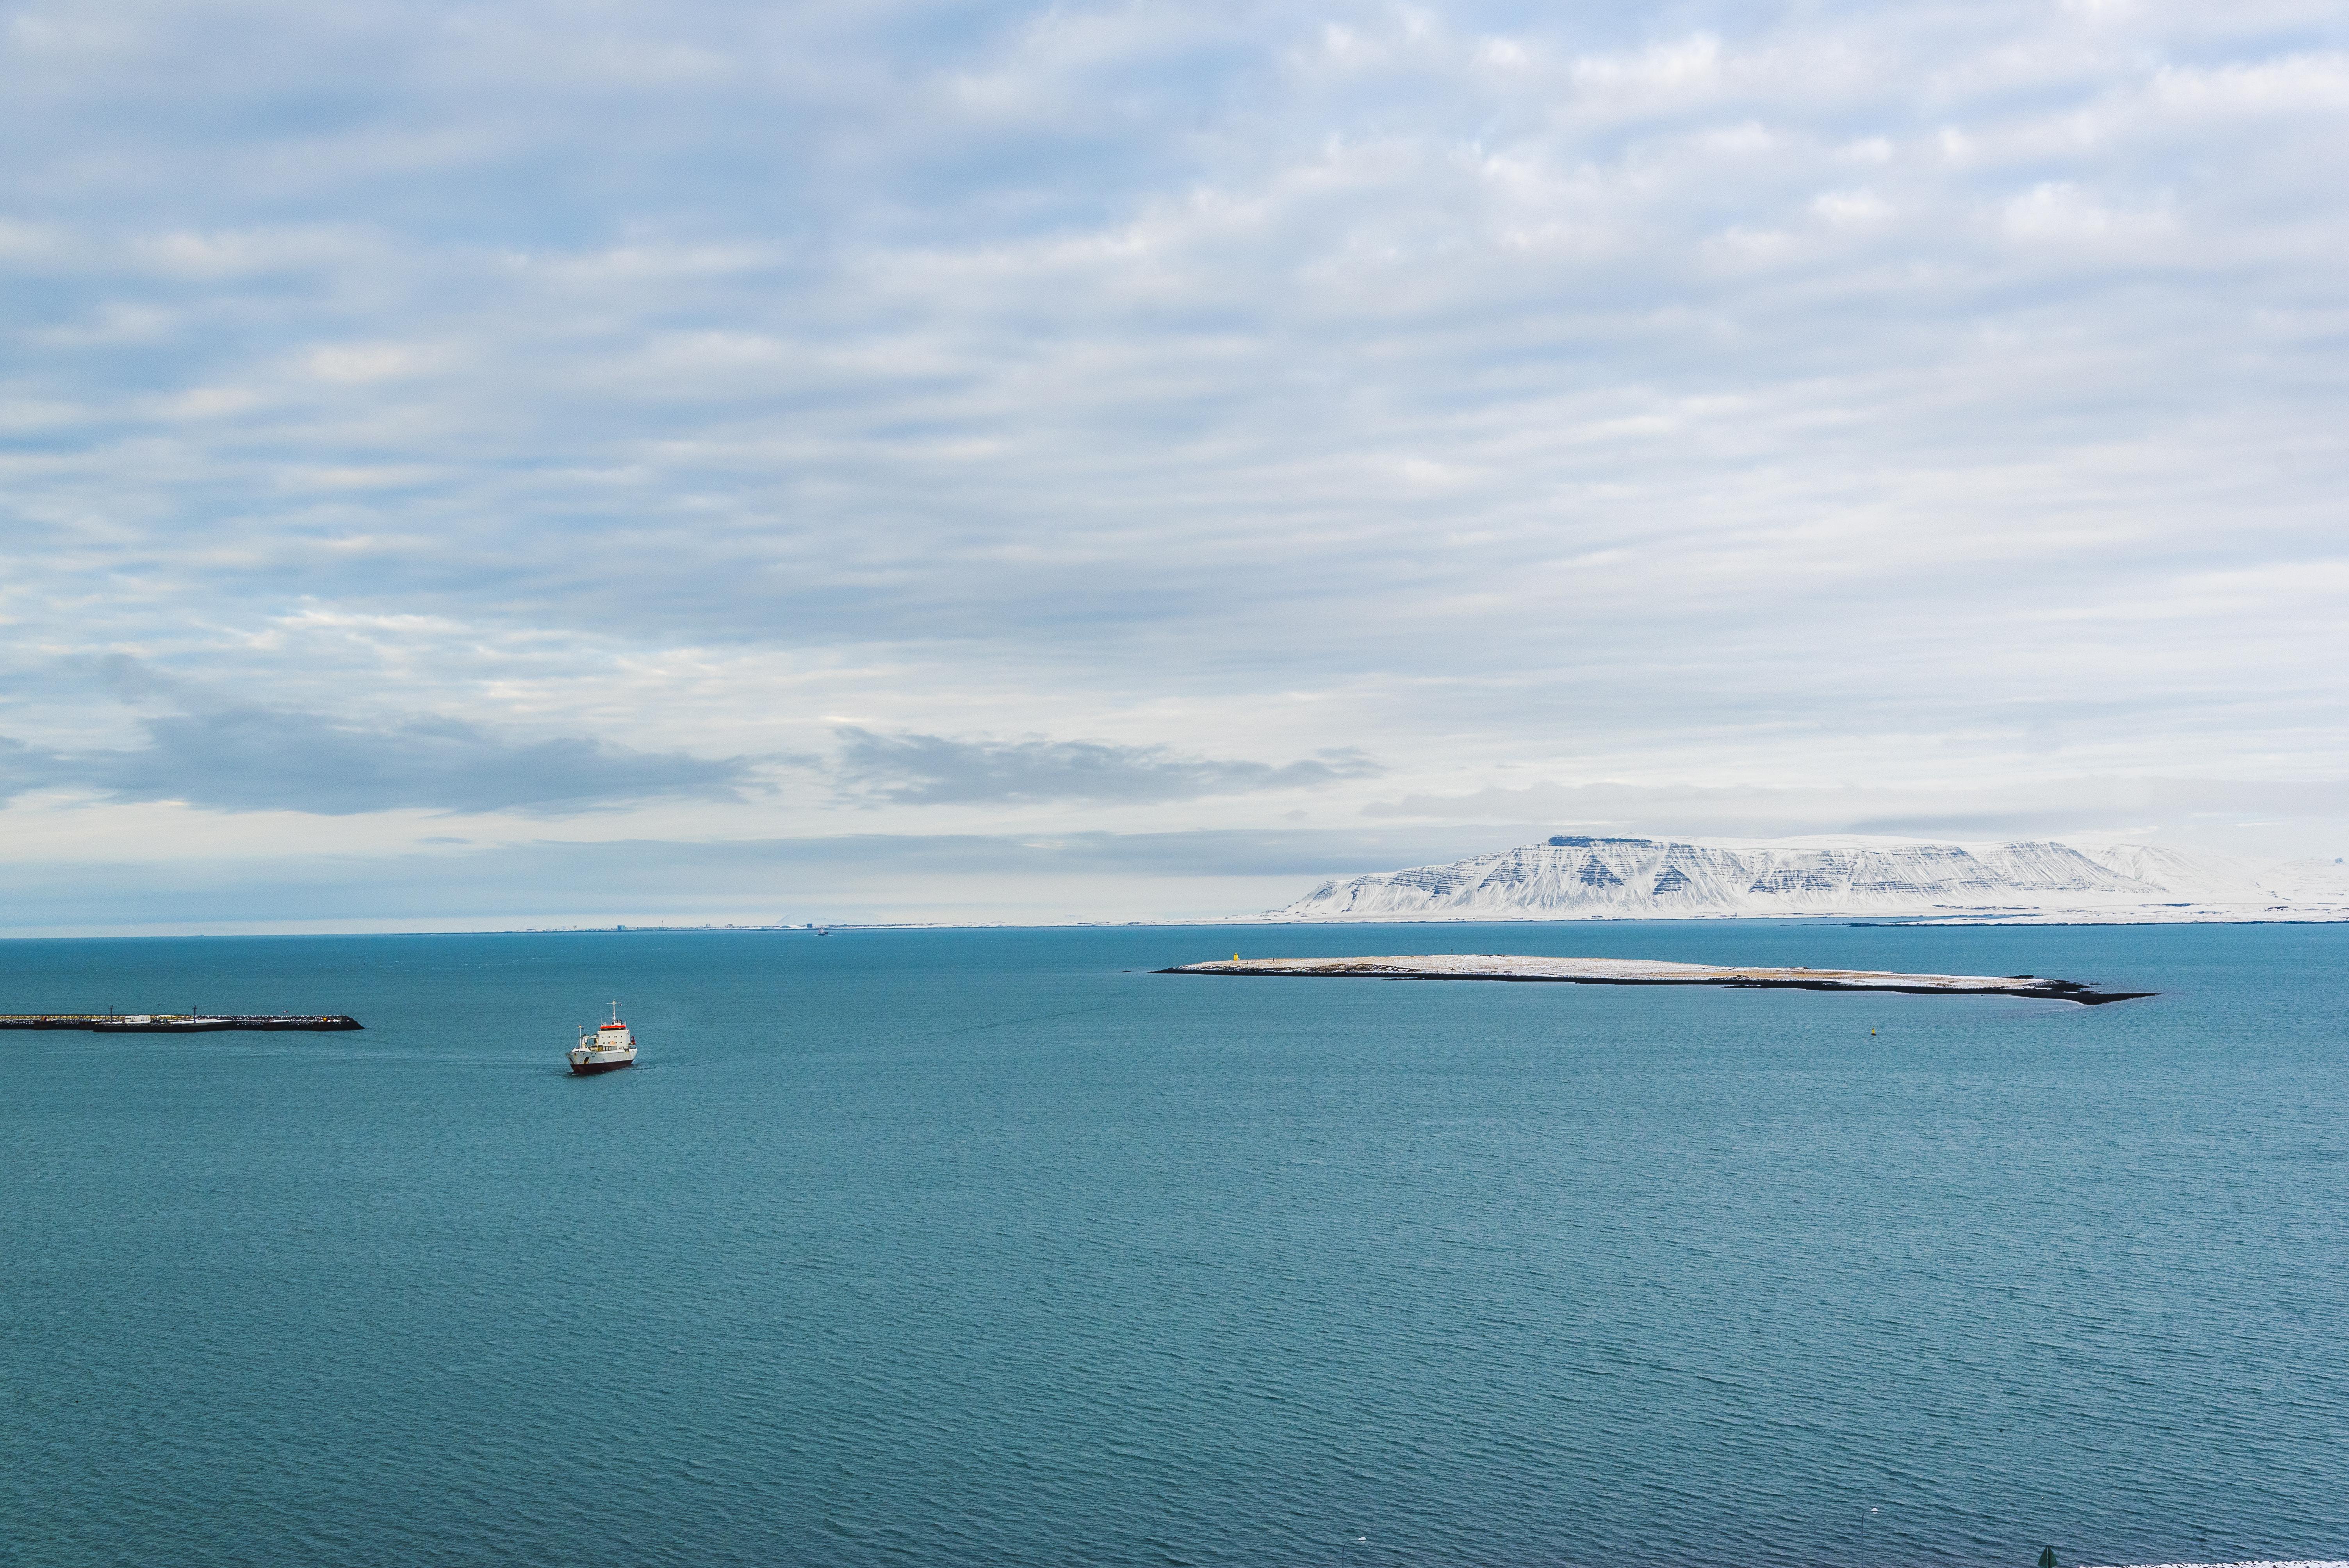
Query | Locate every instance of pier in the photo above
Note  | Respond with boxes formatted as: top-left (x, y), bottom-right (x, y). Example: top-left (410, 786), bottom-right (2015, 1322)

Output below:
top-left (0, 1014), bottom-right (364, 1032)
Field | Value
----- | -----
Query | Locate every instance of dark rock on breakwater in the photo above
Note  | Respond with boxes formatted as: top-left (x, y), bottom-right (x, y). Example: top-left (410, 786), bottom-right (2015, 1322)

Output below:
top-left (0, 1014), bottom-right (364, 1032)
top-left (1159, 955), bottom-right (2152, 1005)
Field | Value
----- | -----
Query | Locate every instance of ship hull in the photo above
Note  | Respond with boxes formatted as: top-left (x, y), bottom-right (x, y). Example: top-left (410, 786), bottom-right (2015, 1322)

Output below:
top-left (569, 1055), bottom-right (636, 1075)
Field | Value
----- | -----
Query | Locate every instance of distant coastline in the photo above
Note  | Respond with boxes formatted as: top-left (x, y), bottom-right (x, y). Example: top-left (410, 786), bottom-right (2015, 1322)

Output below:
top-left (11, 909), bottom-right (2349, 943)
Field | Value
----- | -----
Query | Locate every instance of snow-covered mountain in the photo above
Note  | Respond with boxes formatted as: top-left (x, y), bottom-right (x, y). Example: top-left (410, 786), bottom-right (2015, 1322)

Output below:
top-left (1273, 835), bottom-right (2348, 923)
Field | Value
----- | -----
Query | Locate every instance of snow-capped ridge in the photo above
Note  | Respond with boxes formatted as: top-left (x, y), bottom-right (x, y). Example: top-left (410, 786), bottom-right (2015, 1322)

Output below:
top-left (1275, 834), bottom-right (2348, 923)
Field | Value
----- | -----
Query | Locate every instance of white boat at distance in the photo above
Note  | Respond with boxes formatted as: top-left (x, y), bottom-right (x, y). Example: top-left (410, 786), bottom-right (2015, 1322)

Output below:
top-left (569, 1002), bottom-right (638, 1075)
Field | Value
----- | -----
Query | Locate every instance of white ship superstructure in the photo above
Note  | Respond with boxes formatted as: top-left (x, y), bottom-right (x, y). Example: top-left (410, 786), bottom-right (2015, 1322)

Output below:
top-left (568, 1002), bottom-right (638, 1075)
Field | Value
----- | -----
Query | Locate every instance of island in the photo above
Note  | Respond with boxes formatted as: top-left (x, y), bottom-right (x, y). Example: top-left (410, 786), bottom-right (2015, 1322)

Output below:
top-left (1158, 954), bottom-right (2152, 1004)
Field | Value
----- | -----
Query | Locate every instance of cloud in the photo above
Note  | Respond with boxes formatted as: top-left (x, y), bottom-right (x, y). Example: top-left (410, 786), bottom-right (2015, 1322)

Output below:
top-left (2, 0), bottom-right (2348, 925)
top-left (1362, 777), bottom-right (2349, 842)
top-left (830, 727), bottom-right (1380, 805)
top-left (0, 703), bottom-right (754, 815)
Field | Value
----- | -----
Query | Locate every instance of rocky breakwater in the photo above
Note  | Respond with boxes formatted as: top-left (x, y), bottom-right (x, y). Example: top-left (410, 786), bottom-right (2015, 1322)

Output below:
top-left (1160, 954), bottom-right (2153, 1004)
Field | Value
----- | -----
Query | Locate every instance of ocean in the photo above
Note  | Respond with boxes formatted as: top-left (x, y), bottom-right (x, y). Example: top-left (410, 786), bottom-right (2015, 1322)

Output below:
top-left (5, 921), bottom-right (2345, 1568)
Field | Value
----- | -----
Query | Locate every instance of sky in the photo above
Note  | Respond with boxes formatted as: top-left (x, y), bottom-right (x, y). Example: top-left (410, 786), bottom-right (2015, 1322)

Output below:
top-left (3, 0), bottom-right (2345, 933)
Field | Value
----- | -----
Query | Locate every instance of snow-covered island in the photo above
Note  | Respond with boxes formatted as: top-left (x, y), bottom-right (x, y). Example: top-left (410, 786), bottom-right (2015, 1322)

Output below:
top-left (1162, 954), bottom-right (2152, 1004)
top-left (1272, 835), bottom-right (2349, 924)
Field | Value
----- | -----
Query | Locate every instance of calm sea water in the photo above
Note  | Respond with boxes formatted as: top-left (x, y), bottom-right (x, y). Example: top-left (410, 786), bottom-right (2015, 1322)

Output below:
top-left (4, 921), bottom-right (2345, 1568)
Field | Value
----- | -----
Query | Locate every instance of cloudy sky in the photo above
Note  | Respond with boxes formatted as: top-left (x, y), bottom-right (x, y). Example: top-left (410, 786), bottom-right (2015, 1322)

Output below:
top-left (4, 0), bottom-right (2345, 932)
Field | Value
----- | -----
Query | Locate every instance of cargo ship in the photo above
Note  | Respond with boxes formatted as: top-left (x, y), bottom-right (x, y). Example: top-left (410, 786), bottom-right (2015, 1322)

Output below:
top-left (569, 1003), bottom-right (638, 1075)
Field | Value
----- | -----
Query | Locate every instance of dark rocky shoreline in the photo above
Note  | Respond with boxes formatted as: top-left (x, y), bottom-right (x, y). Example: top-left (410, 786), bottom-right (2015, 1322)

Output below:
top-left (1159, 956), bottom-right (2153, 1005)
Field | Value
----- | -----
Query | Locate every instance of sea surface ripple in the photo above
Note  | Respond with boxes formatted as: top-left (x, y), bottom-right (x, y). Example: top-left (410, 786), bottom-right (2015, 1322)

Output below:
top-left (3, 921), bottom-right (2344, 1567)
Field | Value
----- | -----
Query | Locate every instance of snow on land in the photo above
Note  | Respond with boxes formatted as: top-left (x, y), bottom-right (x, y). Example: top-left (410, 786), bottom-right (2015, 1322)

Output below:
top-left (2260, 856), bottom-right (2349, 901)
top-left (1273, 835), bottom-right (2349, 924)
